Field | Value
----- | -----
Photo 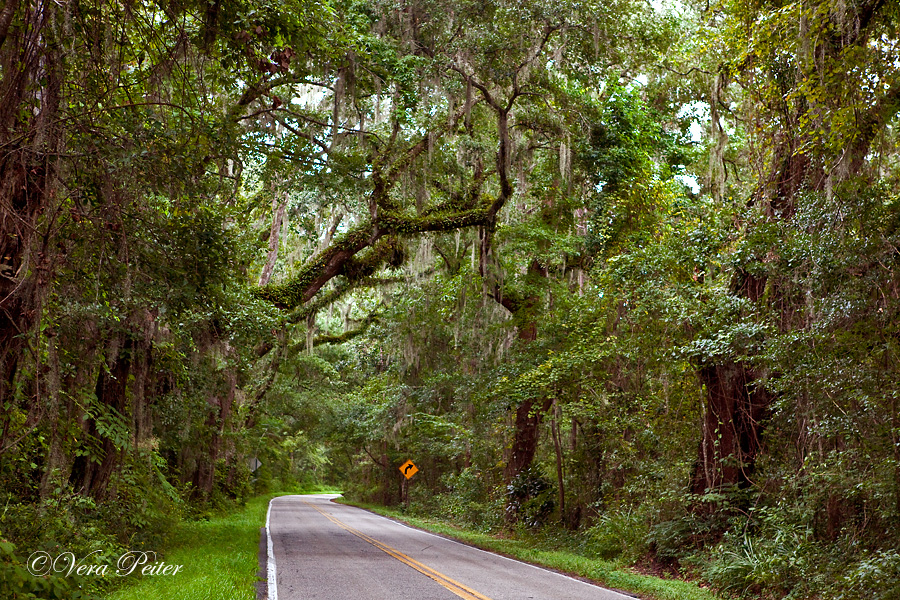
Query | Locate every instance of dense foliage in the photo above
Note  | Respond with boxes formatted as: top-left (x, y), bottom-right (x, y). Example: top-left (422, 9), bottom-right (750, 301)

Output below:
top-left (2, 0), bottom-right (899, 598)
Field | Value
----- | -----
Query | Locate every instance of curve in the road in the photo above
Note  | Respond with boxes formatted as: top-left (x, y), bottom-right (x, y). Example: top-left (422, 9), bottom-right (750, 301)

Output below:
top-left (265, 494), bottom-right (635, 600)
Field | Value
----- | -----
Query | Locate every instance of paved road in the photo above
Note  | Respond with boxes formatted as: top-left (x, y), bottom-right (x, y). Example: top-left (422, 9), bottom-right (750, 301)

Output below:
top-left (265, 494), bottom-right (635, 600)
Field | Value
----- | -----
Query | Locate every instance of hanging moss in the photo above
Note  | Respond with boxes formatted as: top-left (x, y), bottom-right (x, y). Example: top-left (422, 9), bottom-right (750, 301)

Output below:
top-left (288, 281), bottom-right (354, 323)
top-left (388, 237), bottom-right (406, 267)
top-left (313, 312), bottom-right (379, 346)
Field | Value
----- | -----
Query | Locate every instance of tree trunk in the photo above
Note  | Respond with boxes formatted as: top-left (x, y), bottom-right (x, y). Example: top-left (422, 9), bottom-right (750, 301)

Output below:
top-left (192, 367), bottom-right (236, 500)
top-left (39, 335), bottom-right (63, 498)
top-left (505, 397), bottom-right (551, 482)
top-left (550, 400), bottom-right (566, 524)
top-left (0, 0), bottom-right (63, 412)
top-left (258, 193), bottom-right (288, 286)
top-left (70, 336), bottom-right (133, 499)
top-left (892, 405), bottom-right (900, 524)
top-left (691, 362), bottom-right (770, 494)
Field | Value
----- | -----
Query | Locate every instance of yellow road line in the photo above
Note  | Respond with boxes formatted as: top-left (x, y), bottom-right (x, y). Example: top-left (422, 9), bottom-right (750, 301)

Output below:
top-left (303, 501), bottom-right (494, 600)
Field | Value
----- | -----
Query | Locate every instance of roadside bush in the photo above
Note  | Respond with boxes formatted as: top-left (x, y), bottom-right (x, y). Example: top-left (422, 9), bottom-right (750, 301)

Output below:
top-left (506, 467), bottom-right (555, 528)
top-left (0, 535), bottom-right (99, 600)
top-left (835, 550), bottom-right (900, 600)
top-left (648, 510), bottom-right (731, 562)
top-left (586, 508), bottom-right (649, 563)
top-left (703, 532), bottom-right (813, 599)
top-left (698, 502), bottom-right (869, 600)
top-left (0, 491), bottom-right (123, 564)
top-left (99, 454), bottom-right (185, 548)
top-left (433, 469), bottom-right (503, 531)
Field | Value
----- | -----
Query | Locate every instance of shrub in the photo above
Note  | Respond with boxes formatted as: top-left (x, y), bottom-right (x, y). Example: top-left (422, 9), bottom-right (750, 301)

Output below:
top-left (834, 551), bottom-right (900, 600)
top-left (506, 467), bottom-right (555, 528)
top-left (0, 536), bottom-right (99, 600)
top-left (432, 469), bottom-right (504, 531)
top-left (586, 508), bottom-right (649, 563)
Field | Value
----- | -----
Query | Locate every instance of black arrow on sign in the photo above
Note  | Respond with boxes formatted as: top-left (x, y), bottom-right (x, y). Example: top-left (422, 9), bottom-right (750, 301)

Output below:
top-left (404, 463), bottom-right (414, 474)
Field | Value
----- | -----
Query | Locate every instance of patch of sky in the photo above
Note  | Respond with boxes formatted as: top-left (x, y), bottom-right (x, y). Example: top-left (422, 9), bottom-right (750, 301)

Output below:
top-left (675, 174), bottom-right (700, 194)
top-left (677, 100), bottom-right (709, 143)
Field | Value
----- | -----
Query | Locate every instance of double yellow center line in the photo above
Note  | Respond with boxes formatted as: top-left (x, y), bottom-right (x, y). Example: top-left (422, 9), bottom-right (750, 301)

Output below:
top-left (303, 501), bottom-right (494, 600)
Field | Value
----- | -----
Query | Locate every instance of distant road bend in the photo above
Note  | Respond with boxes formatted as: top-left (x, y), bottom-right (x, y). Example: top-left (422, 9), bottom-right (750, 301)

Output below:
top-left (265, 494), bottom-right (634, 600)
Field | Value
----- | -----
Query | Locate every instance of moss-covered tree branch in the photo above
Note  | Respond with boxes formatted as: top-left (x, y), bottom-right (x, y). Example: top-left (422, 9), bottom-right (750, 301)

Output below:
top-left (252, 225), bottom-right (375, 309)
top-left (254, 203), bottom-right (502, 310)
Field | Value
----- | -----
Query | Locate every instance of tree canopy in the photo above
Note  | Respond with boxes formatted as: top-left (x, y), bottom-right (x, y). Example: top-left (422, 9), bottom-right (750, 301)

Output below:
top-left (2, 0), bottom-right (900, 598)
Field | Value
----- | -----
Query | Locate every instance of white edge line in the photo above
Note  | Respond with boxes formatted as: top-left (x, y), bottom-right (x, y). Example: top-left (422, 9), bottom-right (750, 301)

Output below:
top-left (266, 498), bottom-right (278, 600)
top-left (325, 499), bottom-right (636, 600)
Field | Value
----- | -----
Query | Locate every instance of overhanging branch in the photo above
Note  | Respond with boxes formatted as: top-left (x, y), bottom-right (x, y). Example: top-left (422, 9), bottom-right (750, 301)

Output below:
top-left (254, 203), bottom-right (499, 310)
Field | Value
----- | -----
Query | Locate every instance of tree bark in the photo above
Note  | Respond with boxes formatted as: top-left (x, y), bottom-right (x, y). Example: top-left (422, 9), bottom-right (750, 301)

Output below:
top-left (39, 334), bottom-right (63, 499)
top-left (70, 336), bottom-right (133, 499)
top-left (505, 398), bottom-right (547, 481)
top-left (192, 361), bottom-right (236, 500)
top-left (258, 193), bottom-right (288, 286)
top-left (691, 362), bottom-right (770, 494)
top-left (0, 0), bottom-right (63, 412)
top-left (550, 400), bottom-right (566, 523)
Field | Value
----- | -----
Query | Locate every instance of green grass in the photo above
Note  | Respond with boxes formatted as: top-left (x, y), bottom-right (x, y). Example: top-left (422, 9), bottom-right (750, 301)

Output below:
top-left (337, 500), bottom-right (722, 600)
top-left (105, 488), bottom-right (341, 600)
top-left (104, 496), bottom-right (268, 600)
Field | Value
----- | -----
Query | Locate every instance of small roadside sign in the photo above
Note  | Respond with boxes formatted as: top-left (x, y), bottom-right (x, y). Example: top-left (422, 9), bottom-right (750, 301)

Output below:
top-left (399, 459), bottom-right (418, 479)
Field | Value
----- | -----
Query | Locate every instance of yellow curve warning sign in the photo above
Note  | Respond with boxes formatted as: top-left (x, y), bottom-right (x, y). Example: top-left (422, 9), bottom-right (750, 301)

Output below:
top-left (399, 459), bottom-right (419, 479)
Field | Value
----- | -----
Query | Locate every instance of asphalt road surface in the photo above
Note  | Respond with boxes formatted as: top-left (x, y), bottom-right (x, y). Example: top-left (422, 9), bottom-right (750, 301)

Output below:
top-left (265, 494), bottom-right (635, 600)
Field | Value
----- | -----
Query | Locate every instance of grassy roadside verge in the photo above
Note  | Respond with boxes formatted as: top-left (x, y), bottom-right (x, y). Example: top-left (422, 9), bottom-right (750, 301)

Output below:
top-left (336, 499), bottom-right (722, 600)
top-left (106, 488), bottom-right (341, 600)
